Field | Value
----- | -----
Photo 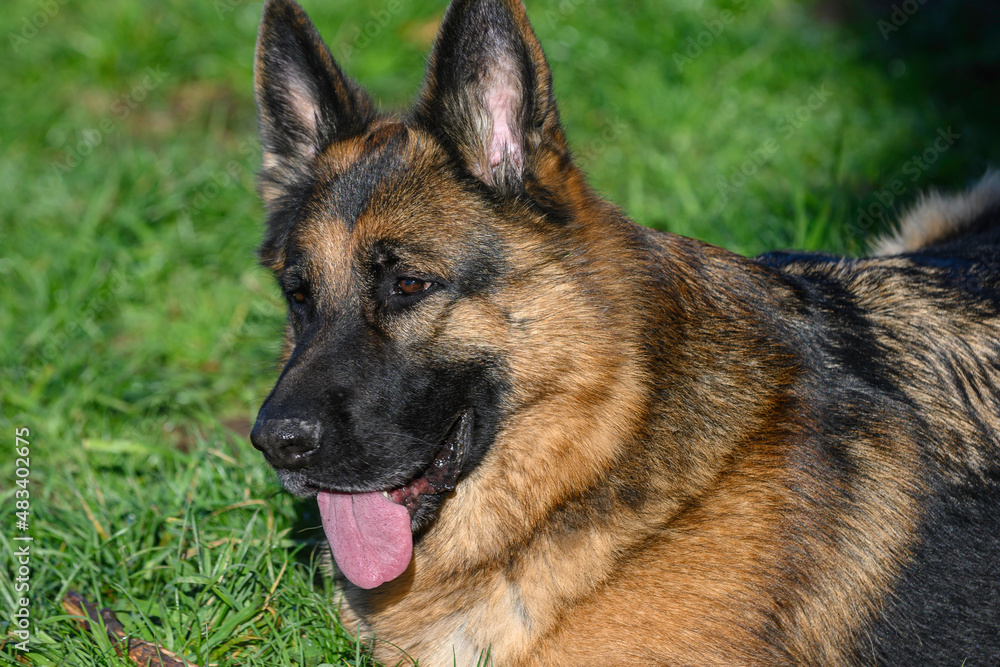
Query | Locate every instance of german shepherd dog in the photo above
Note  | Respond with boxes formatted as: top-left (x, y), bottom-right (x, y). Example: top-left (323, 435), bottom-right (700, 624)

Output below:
top-left (248, 0), bottom-right (1000, 663)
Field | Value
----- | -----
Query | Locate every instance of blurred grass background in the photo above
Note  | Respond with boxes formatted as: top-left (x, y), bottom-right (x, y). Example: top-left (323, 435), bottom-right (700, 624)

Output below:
top-left (1, 0), bottom-right (998, 664)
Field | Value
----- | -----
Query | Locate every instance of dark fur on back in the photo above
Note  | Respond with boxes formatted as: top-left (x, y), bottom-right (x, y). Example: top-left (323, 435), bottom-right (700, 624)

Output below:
top-left (758, 199), bottom-right (1000, 663)
top-left (248, 1), bottom-right (1000, 664)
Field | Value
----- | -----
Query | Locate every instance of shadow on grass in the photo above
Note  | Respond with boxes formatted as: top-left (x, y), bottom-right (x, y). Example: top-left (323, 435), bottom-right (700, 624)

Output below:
top-left (288, 496), bottom-right (334, 586)
top-left (816, 0), bottom-right (1000, 238)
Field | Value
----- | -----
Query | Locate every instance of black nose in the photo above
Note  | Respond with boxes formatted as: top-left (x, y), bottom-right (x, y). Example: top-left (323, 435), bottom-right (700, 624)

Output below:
top-left (250, 416), bottom-right (321, 469)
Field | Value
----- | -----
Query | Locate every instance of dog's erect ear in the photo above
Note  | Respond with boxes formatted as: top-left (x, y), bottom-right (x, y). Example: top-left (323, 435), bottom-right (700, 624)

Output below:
top-left (254, 0), bottom-right (375, 208)
top-left (415, 0), bottom-right (566, 193)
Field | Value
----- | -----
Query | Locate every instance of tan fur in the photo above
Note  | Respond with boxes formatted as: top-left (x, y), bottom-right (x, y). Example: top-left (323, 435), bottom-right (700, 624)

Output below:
top-left (873, 171), bottom-right (1000, 255)
top-left (330, 211), bottom-right (939, 666)
top-left (325, 170), bottom-right (1000, 664)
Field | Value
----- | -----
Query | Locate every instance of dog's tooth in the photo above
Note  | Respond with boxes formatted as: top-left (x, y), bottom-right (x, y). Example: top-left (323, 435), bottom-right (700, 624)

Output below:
top-left (381, 491), bottom-right (390, 500)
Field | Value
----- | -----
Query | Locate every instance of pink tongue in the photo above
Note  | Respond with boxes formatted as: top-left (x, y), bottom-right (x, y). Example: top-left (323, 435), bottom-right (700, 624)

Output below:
top-left (316, 490), bottom-right (413, 589)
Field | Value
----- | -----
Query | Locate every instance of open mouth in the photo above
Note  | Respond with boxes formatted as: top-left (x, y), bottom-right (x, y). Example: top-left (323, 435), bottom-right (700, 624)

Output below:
top-left (388, 410), bottom-right (472, 515)
top-left (316, 411), bottom-right (472, 590)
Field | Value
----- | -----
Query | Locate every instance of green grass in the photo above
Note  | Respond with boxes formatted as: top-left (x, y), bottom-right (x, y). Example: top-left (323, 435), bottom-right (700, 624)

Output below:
top-left (1, 0), bottom-right (998, 664)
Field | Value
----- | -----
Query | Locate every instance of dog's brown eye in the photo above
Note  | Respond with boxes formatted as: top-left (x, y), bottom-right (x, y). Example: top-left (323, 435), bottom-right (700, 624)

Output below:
top-left (397, 278), bottom-right (429, 295)
top-left (292, 291), bottom-right (307, 304)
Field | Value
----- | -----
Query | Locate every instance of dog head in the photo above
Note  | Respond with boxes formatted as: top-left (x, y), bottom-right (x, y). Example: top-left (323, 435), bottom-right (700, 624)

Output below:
top-left (250, 0), bottom-right (633, 589)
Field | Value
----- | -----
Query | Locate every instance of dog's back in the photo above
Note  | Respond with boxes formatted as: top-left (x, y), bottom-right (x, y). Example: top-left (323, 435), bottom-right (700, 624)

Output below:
top-left (752, 175), bottom-right (1000, 664)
